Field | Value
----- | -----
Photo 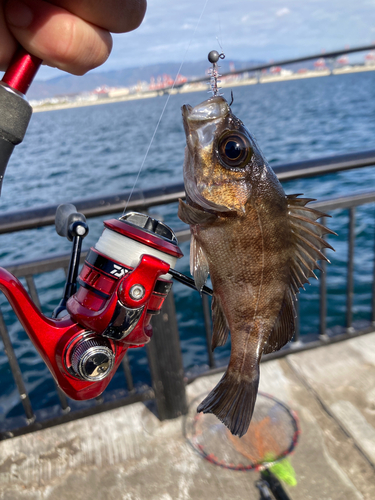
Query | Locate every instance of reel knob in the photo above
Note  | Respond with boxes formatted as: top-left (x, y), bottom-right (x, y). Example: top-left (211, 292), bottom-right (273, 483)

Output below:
top-left (71, 336), bottom-right (115, 381)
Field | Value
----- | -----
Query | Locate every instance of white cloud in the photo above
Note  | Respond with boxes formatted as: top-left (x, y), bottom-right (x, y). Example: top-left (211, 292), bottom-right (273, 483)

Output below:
top-left (276, 7), bottom-right (291, 17)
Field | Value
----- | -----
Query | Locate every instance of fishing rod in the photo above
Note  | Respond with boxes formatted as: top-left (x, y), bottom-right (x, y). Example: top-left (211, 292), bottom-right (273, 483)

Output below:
top-left (0, 47), bottom-right (42, 194)
top-left (0, 46), bottom-right (212, 401)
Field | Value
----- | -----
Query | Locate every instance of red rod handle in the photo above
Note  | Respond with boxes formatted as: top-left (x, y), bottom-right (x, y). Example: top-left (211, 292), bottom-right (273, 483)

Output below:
top-left (2, 46), bottom-right (42, 95)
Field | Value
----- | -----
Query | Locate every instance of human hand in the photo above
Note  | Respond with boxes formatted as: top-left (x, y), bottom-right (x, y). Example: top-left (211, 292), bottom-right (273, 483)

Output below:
top-left (0, 0), bottom-right (147, 75)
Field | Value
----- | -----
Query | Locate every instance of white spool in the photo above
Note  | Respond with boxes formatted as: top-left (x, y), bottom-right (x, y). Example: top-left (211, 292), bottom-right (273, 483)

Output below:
top-left (95, 228), bottom-right (176, 280)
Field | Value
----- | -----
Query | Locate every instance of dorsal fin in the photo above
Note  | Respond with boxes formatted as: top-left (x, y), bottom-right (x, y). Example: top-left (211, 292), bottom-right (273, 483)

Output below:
top-left (263, 288), bottom-right (296, 355)
top-left (287, 194), bottom-right (336, 291)
top-left (211, 294), bottom-right (230, 351)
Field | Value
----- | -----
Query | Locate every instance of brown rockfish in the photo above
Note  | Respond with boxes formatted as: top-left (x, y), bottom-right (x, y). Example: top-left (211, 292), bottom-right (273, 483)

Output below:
top-left (178, 96), bottom-right (335, 437)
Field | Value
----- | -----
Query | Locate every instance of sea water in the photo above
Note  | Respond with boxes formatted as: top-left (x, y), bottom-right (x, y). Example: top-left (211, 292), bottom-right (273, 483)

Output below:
top-left (0, 71), bottom-right (374, 422)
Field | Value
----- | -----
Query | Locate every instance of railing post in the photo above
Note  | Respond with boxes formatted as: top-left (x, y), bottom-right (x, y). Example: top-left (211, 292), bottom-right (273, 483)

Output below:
top-left (319, 216), bottom-right (328, 338)
top-left (147, 291), bottom-right (187, 420)
top-left (293, 296), bottom-right (300, 342)
top-left (346, 207), bottom-right (355, 332)
top-left (372, 215), bottom-right (375, 325)
top-left (0, 309), bottom-right (35, 423)
top-left (121, 353), bottom-right (134, 392)
top-left (202, 294), bottom-right (216, 368)
top-left (319, 256), bottom-right (328, 337)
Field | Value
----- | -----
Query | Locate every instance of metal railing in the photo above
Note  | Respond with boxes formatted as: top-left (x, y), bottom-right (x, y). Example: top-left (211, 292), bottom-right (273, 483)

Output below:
top-left (0, 149), bottom-right (375, 439)
top-left (0, 149), bottom-right (374, 234)
top-left (170, 44), bottom-right (375, 89)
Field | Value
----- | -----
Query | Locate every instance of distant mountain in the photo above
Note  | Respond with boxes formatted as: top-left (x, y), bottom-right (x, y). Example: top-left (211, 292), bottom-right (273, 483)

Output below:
top-left (28, 59), bottom-right (264, 100)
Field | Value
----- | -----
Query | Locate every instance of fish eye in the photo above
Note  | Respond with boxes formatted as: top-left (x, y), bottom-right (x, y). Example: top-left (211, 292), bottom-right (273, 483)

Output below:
top-left (217, 133), bottom-right (252, 169)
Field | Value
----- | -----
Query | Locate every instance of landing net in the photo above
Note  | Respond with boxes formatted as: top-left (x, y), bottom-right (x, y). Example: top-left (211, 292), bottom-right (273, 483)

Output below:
top-left (184, 392), bottom-right (300, 471)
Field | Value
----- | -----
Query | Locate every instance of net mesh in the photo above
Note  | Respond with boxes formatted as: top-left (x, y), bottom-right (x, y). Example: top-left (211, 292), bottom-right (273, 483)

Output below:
top-left (185, 392), bottom-right (299, 471)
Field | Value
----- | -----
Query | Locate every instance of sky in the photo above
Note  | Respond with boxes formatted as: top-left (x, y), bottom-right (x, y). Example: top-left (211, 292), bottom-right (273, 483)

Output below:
top-left (36, 0), bottom-right (375, 80)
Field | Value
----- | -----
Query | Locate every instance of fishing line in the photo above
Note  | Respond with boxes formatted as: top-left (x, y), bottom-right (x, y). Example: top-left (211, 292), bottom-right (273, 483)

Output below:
top-left (215, 21), bottom-right (224, 55)
top-left (216, 36), bottom-right (224, 55)
top-left (215, 5), bottom-right (225, 60)
top-left (123, 0), bottom-right (211, 214)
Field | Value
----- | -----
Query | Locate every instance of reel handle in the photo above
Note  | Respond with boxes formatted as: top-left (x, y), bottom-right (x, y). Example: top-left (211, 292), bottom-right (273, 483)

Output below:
top-left (53, 204), bottom-right (89, 318)
top-left (55, 204), bottom-right (88, 241)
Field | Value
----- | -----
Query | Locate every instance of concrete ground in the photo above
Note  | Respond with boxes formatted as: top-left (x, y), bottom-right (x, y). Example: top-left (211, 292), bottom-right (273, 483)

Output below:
top-left (0, 333), bottom-right (375, 500)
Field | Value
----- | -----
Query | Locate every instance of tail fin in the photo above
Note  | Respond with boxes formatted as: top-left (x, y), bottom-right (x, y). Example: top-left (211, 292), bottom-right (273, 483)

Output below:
top-left (197, 368), bottom-right (259, 437)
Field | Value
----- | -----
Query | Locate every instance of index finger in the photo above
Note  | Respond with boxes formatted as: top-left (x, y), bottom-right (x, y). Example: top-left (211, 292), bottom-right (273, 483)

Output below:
top-left (50, 0), bottom-right (147, 33)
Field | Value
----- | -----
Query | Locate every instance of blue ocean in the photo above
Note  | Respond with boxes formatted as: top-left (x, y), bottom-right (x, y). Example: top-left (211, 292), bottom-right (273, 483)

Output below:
top-left (0, 70), bottom-right (374, 422)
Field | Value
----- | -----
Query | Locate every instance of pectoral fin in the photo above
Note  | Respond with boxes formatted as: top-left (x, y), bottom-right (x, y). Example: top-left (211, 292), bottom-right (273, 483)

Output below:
top-left (190, 234), bottom-right (209, 293)
top-left (178, 199), bottom-right (217, 226)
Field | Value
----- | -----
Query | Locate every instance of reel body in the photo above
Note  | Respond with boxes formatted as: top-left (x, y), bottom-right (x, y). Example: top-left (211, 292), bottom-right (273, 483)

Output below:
top-left (0, 211), bottom-right (182, 400)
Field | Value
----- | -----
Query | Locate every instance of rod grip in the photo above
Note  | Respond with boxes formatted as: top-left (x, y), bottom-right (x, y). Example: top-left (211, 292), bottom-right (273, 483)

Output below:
top-left (0, 83), bottom-right (33, 194)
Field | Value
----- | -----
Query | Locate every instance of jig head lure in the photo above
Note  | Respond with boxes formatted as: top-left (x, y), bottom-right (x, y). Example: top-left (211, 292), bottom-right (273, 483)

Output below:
top-left (207, 49), bottom-right (225, 96)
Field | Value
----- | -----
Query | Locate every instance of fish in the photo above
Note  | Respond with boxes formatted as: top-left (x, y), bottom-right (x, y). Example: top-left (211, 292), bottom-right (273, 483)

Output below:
top-left (178, 95), bottom-right (335, 437)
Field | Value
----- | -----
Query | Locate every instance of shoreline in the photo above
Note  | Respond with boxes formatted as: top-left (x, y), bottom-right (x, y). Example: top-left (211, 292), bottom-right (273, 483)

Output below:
top-left (32, 64), bottom-right (375, 113)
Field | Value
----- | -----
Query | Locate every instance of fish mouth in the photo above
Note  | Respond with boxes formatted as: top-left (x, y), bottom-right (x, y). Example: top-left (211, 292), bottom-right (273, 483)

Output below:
top-left (182, 97), bottom-right (235, 214)
top-left (182, 104), bottom-right (193, 120)
top-left (182, 97), bottom-right (230, 151)
top-left (182, 96), bottom-right (229, 126)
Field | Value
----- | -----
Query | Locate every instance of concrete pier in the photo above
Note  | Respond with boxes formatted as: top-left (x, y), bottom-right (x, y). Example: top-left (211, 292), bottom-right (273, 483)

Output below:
top-left (0, 333), bottom-right (374, 499)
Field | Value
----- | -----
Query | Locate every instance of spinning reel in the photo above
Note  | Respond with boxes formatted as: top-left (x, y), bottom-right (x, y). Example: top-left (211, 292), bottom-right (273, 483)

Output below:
top-left (0, 207), bottom-right (184, 399)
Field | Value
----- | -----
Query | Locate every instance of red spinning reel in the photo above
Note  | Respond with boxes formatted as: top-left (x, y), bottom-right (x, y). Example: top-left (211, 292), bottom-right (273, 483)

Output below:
top-left (0, 208), bottom-right (183, 400)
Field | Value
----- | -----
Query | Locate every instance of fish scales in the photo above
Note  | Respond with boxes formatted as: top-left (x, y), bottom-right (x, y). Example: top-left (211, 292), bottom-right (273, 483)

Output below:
top-left (178, 95), bottom-right (335, 437)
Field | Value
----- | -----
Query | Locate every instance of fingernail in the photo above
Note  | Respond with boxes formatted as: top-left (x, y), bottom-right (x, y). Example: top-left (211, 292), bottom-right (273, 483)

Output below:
top-left (5, 0), bottom-right (33, 29)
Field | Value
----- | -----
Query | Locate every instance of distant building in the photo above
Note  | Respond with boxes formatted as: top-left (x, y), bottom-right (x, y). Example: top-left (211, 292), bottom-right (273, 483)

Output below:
top-left (337, 55), bottom-right (349, 65)
top-left (149, 74), bottom-right (187, 91)
top-left (365, 52), bottom-right (375, 66)
top-left (269, 66), bottom-right (293, 76)
top-left (92, 85), bottom-right (111, 98)
top-left (108, 87), bottom-right (130, 98)
top-left (314, 58), bottom-right (327, 70)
